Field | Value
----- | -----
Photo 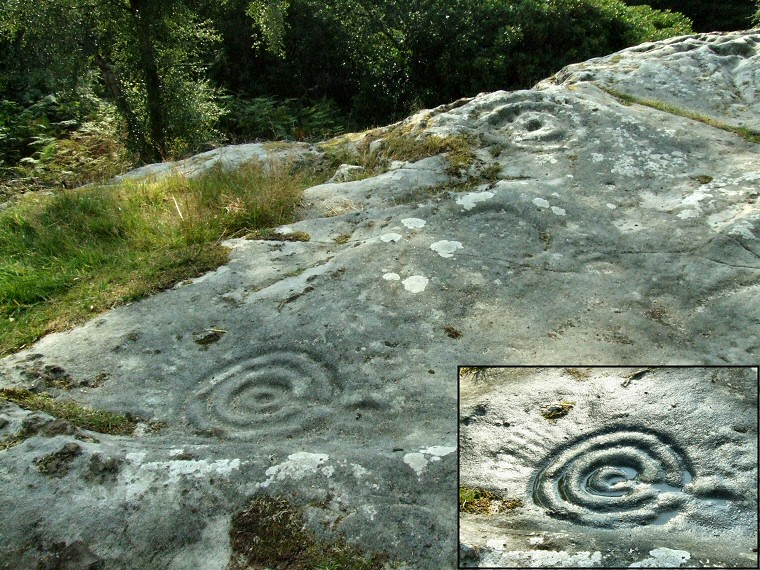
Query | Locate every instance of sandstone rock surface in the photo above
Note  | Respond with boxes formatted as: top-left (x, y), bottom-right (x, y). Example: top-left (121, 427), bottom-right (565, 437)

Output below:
top-left (1, 31), bottom-right (759, 569)
top-left (111, 141), bottom-right (321, 182)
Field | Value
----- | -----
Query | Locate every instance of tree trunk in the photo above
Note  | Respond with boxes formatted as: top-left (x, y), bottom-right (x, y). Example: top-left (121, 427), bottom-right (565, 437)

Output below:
top-left (129, 0), bottom-right (166, 163)
top-left (95, 52), bottom-right (152, 162)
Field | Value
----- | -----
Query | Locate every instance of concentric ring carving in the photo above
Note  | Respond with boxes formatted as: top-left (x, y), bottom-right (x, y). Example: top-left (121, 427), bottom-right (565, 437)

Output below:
top-left (187, 350), bottom-right (339, 439)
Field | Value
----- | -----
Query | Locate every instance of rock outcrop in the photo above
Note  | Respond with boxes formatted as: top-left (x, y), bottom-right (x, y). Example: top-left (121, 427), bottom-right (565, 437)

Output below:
top-left (1, 30), bottom-right (758, 569)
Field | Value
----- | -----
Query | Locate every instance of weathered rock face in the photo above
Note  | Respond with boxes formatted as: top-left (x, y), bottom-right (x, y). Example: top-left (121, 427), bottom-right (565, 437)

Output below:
top-left (538, 30), bottom-right (759, 130)
top-left (1, 30), bottom-right (758, 569)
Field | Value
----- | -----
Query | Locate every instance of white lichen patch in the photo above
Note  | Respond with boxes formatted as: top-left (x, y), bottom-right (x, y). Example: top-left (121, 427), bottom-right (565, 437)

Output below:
top-left (456, 191), bottom-right (495, 211)
top-left (380, 232), bottom-right (402, 243)
top-left (262, 452), bottom-right (330, 487)
top-left (682, 189), bottom-right (712, 207)
top-left (403, 445), bottom-right (456, 477)
top-left (729, 219), bottom-right (757, 240)
top-left (676, 209), bottom-right (699, 220)
top-left (120, 457), bottom-right (241, 502)
top-left (144, 458), bottom-right (240, 480)
top-left (362, 504), bottom-right (378, 521)
top-left (551, 206), bottom-right (566, 216)
top-left (708, 204), bottom-right (758, 235)
top-left (611, 154), bottom-right (643, 177)
top-left (383, 272), bottom-right (401, 281)
top-left (420, 445), bottom-right (456, 457)
top-left (403, 453), bottom-right (428, 477)
top-left (126, 452), bottom-right (147, 463)
top-left (402, 275), bottom-right (429, 293)
top-left (629, 547), bottom-right (691, 568)
top-left (532, 197), bottom-right (551, 208)
top-left (486, 538), bottom-right (507, 550)
top-left (606, 203), bottom-right (617, 210)
top-left (352, 463), bottom-right (369, 479)
top-left (480, 550), bottom-right (603, 568)
top-left (430, 240), bottom-right (463, 258)
top-left (401, 217), bottom-right (426, 229)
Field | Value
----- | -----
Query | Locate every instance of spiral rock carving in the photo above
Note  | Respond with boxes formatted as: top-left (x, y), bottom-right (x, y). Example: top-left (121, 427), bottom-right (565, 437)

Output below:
top-left (187, 350), bottom-right (339, 438)
top-left (531, 428), bottom-right (693, 527)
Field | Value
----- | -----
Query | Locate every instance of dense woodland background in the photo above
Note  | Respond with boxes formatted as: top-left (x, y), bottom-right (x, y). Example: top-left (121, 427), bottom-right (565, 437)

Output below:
top-left (1, 0), bottom-right (758, 192)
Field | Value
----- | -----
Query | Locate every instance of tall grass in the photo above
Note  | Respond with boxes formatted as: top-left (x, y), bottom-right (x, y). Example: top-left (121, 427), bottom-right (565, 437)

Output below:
top-left (0, 160), bottom-right (319, 355)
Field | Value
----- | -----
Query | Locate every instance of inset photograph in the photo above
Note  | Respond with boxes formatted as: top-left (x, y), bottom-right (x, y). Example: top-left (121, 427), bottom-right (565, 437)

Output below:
top-left (458, 366), bottom-right (759, 568)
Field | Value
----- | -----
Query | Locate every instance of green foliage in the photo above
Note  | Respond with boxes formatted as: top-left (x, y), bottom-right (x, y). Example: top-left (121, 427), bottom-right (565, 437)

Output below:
top-left (222, 96), bottom-right (344, 142)
top-left (0, 0), bottom-right (229, 164)
top-left (0, 89), bottom-right (130, 199)
top-left (0, 0), bottom-right (699, 175)
top-left (0, 92), bottom-right (94, 167)
top-left (620, 0), bottom-right (757, 31)
top-left (246, 0), bottom-right (290, 57)
top-left (10, 111), bottom-right (129, 190)
top-left (214, 0), bottom-right (691, 126)
top-left (0, 160), bottom-right (321, 355)
top-left (98, 2), bottom-right (225, 160)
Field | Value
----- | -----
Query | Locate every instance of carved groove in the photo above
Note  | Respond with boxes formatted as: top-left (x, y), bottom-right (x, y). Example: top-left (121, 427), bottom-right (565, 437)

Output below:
top-left (531, 427), bottom-right (693, 527)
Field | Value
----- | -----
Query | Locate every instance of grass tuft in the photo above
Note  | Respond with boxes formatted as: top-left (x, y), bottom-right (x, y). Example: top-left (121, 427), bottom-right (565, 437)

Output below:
top-left (322, 129), bottom-right (478, 179)
top-left (0, 160), bottom-right (320, 355)
top-left (600, 87), bottom-right (760, 144)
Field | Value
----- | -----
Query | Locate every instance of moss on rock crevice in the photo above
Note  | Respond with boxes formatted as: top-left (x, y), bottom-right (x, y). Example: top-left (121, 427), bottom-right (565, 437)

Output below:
top-left (228, 495), bottom-right (388, 570)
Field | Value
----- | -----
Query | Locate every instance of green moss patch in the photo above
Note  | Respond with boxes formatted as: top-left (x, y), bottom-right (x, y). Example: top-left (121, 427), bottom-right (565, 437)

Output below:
top-left (228, 495), bottom-right (388, 570)
top-left (331, 130), bottom-right (478, 178)
top-left (444, 325), bottom-right (462, 339)
top-left (540, 400), bottom-right (575, 420)
top-left (0, 388), bottom-right (138, 436)
top-left (246, 229), bottom-right (311, 242)
top-left (459, 486), bottom-right (524, 515)
top-left (0, 432), bottom-right (28, 451)
top-left (35, 442), bottom-right (82, 476)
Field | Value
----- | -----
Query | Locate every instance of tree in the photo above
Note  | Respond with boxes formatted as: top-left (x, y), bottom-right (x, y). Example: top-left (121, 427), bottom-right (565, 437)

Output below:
top-left (295, 0), bottom-right (691, 123)
top-left (0, 0), bottom-right (224, 163)
top-left (619, 0), bottom-right (757, 31)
